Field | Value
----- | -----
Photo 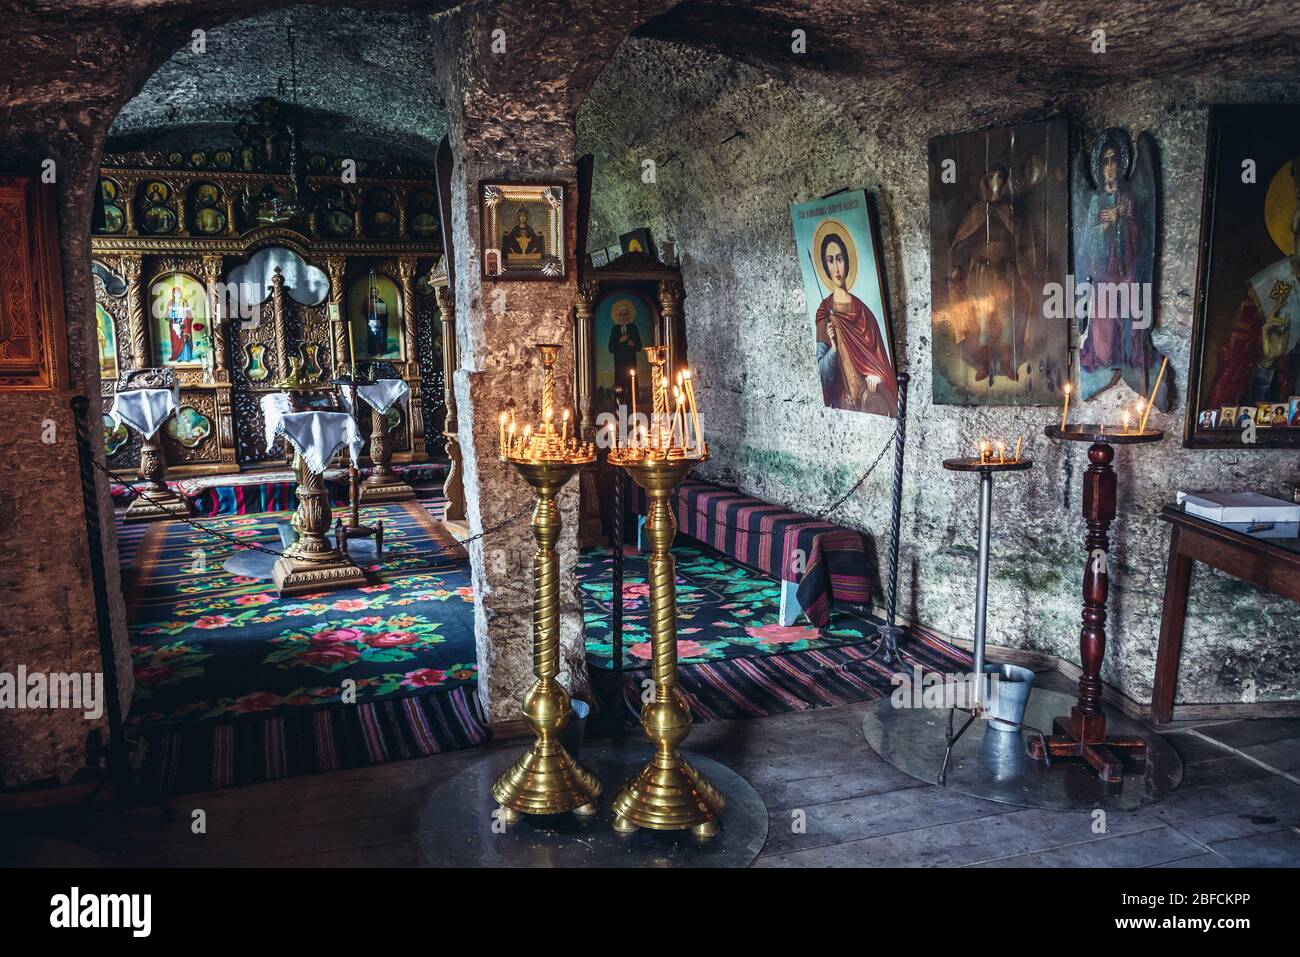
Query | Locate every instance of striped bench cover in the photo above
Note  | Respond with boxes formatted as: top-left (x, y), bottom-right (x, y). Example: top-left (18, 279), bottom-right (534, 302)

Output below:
top-left (629, 476), bottom-right (872, 627)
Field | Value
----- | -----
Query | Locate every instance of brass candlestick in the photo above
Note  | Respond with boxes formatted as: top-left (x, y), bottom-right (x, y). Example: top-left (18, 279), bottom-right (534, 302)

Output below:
top-left (606, 346), bottom-right (722, 837)
top-left (492, 343), bottom-right (601, 819)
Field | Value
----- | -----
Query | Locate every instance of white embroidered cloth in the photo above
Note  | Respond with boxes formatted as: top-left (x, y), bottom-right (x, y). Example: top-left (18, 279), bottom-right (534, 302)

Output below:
top-left (260, 392), bottom-right (294, 453)
top-left (356, 378), bottom-right (410, 416)
top-left (275, 411), bottom-right (363, 476)
top-left (110, 387), bottom-right (178, 439)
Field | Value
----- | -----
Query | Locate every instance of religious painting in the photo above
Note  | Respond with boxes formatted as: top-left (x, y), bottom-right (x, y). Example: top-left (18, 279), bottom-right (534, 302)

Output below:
top-left (1072, 128), bottom-right (1171, 411)
top-left (190, 181), bottom-right (227, 235)
top-left (790, 190), bottom-right (899, 417)
top-left (407, 189), bottom-right (440, 240)
top-left (620, 228), bottom-right (655, 259)
top-left (149, 273), bottom-right (210, 368)
top-left (140, 180), bottom-right (178, 234)
top-left (593, 290), bottom-right (657, 417)
top-left (929, 117), bottom-right (1070, 405)
top-left (479, 181), bottom-right (565, 280)
top-left (96, 303), bottom-right (118, 380)
top-left (97, 178), bottom-right (125, 234)
top-left (364, 187), bottom-right (398, 238)
top-left (103, 414), bottom-right (128, 456)
top-left (166, 405), bottom-right (213, 448)
top-left (1187, 105), bottom-right (1300, 448)
top-left (346, 272), bottom-right (404, 361)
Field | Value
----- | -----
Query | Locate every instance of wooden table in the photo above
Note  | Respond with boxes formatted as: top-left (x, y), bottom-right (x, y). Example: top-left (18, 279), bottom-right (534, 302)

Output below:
top-left (1153, 504), bottom-right (1300, 724)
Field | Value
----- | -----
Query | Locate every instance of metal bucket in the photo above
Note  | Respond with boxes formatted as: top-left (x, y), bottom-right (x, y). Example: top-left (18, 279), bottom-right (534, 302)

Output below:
top-left (983, 663), bottom-right (1035, 733)
top-left (560, 698), bottom-right (591, 759)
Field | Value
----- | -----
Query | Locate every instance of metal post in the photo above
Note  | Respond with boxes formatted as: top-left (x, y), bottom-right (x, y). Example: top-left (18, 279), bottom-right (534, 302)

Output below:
top-left (876, 371), bottom-right (910, 665)
top-left (973, 467), bottom-right (993, 708)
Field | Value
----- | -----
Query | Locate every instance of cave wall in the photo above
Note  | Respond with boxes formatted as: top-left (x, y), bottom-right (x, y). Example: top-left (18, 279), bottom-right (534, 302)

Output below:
top-left (579, 39), bottom-right (1300, 707)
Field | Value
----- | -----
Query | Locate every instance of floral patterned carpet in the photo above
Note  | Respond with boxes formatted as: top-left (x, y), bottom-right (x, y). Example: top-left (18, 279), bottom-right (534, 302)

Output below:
top-left (578, 543), bottom-right (885, 671)
top-left (124, 501), bottom-right (476, 726)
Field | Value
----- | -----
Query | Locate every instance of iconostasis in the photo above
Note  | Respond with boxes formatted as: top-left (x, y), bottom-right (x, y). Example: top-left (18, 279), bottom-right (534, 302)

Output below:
top-left (90, 104), bottom-right (447, 477)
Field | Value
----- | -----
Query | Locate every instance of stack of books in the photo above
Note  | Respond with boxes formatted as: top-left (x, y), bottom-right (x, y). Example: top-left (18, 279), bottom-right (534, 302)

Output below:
top-left (1176, 491), bottom-right (1300, 538)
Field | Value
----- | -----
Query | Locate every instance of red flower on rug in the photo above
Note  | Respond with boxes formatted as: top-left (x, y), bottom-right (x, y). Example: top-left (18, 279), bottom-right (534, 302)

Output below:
top-left (310, 627), bottom-right (362, 645)
top-left (628, 638), bottom-right (709, 660)
top-left (231, 691), bottom-right (283, 713)
top-left (402, 668), bottom-right (446, 688)
top-left (745, 623), bottom-right (818, 644)
top-left (193, 615), bottom-right (234, 629)
top-left (300, 644), bottom-right (363, 668)
top-left (624, 583), bottom-right (651, 599)
top-left (233, 593), bottom-right (273, 606)
top-left (369, 631), bottom-right (419, 647)
top-left (332, 598), bottom-right (371, 612)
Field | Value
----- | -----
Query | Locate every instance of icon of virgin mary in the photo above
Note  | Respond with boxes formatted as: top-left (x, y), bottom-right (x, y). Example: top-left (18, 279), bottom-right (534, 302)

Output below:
top-left (811, 220), bottom-right (898, 416)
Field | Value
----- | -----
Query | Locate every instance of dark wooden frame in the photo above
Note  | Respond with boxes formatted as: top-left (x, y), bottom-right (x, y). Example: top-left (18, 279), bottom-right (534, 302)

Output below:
top-left (1153, 504), bottom-right (1300, 724)
top-left (1185, 104), bottom-right (1300, 449)
top-left (477, 179), bottom-right (567, 282)
top-left (0, 176), bottom-right (68, 391)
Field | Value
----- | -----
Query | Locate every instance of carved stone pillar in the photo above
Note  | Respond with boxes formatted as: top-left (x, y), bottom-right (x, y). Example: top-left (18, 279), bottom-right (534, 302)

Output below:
top-left (123, 255), bottom-right (148, 368)
top-left (659, 278), bottom-right (685, 380)
top-left (436, 284), bottom-right (466, 524)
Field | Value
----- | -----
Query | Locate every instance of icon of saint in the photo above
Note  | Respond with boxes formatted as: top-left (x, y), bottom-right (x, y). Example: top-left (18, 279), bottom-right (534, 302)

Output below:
top-left (813, 228), bottom-right (898, 415)
top-left (607, 299), bottom-right (643, 402)
top-left (166, 286), bottom-right (195, 362)
top-left (364, 277), bottom-right (390, 356)
top-left (503, 208), bottom-right (542, 263)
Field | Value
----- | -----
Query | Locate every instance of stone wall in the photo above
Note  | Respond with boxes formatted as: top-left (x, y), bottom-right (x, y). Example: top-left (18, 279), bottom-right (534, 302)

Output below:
top-left (578, 39), bottom-right (1300, 707)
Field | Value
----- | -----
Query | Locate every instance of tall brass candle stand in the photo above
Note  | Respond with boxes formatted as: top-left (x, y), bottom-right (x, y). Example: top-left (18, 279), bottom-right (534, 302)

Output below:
top-left (608, 346), bottom-right (724, 838)
top-left (492, 344), bottom-right (602, 819)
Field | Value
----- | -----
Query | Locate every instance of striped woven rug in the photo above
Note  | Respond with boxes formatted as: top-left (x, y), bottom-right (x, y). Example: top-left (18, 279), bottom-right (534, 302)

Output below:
top-left (132, 685), bottom-right (487, 796)
top-left (617, 631), bottom-right (974, 722)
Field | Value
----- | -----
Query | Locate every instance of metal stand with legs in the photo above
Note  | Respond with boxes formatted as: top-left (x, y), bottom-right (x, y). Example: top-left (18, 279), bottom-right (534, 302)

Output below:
top-left (936, 454), bottom-right (1048, 786)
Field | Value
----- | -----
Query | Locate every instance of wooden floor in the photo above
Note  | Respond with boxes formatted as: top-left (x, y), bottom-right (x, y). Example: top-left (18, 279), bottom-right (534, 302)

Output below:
top-left (8, 672), bottom-right (1300, 867)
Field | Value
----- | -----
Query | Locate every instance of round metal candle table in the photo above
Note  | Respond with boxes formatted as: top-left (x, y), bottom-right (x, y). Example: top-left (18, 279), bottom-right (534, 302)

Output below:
top-left (936, 455), bottom-right (1038, 783)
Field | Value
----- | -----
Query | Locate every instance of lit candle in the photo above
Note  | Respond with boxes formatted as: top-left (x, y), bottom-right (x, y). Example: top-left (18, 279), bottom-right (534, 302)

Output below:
top-left (1013, 437), bottom-right (1022, 462)
top-left (507, 420), bottom-right (517, 457)
top-left (1122, 410), bottom-right (1131, 434)
top-left (605, 420), bottom-right (616, 451)
top-left (629, 370), bottom-right (637, 441)
top-left (996, 441), bottom-right (1006, 464)
top-left (499, 411), bottom-right (507, 451)
top-left (562, 407), bottom-right (570, 445)
top-left (979, 440), bottom-right (990, 464)
top-left (1139, 356), bottom-right (1169, 434)
top-left (682, 370), bottom-right (704, 453)
top-left (522, 423), bottom-right (532, 458)
top-left (1060, 382), bottom-right (1072, 431)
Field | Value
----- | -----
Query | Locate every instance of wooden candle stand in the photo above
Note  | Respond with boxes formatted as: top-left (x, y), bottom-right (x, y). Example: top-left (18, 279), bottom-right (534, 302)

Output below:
top-left (1029, 425), bottom-right (1162, 782)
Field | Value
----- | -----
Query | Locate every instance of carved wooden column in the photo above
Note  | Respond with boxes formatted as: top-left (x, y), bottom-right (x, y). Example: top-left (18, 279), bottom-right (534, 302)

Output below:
top-left (202, 255), bottom-right (237, 471)
top-left (659, 278), bottom-right (685, 379)
top-left (574, 280), bottom-right (604, 547)
top-left (575, 280), bottom-right (598, 441)
top-left (326, 256), bottom-right (349, 372)
top-left (435, 283), bottom-right (466, 526)
top-left (271, 266), bottom-right (289, 380)
top-left (123, 255), bottom-right (149, 368)
top-left (202, 255), bottom-right (227, 379)
top-left (398, 258), bottom-right (419, 377)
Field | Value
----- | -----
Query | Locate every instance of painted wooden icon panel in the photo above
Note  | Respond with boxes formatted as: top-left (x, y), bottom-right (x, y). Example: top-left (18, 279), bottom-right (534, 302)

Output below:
top-left (1187, 104), bottom-right (1300, 448)
top-left (149, 273), bottom-right (210, 368)
top-left (929, 117), bottom-right (1070, 405)
top-left (790, 190), bottom-right (898, 417)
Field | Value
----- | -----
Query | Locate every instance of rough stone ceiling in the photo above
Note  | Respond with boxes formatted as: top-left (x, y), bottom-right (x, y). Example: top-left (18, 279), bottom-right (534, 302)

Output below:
top-left (106, 4), bottom-right (449, 164)
top-left (636, 0), bottom-right (1300, 85)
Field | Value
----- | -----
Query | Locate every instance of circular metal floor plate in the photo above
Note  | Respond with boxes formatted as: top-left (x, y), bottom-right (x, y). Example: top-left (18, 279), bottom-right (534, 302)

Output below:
top-left (418, 742), bottom-right (768, 867)
top-left (863, 687), bottom-right (1182, 811)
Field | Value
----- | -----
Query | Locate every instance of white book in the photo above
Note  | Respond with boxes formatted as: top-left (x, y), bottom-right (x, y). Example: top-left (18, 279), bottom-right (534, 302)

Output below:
top-left (1177, 491), bottom-right (1300, 524)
